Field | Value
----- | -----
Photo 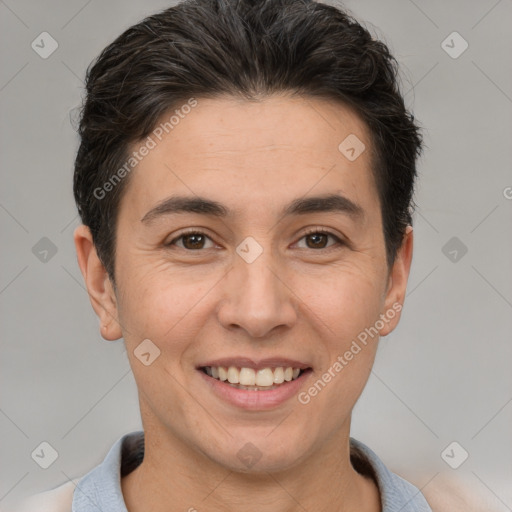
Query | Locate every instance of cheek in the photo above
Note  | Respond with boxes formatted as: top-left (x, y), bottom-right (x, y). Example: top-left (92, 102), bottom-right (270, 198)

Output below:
top-left (295, 266), bottom-right (383, 394)
top-left (116, 268), bottom-right (212, 411)
top-left (296, 263), bottom-right (386, 342)
top-left (295, 273), bottom-right (382, 426)
top-left (116, 261), bottom-right (214, 352)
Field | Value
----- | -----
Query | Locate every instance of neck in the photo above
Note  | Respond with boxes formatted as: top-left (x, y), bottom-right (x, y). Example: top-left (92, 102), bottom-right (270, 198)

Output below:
top-left (121, 425), bottom-right (381, 512)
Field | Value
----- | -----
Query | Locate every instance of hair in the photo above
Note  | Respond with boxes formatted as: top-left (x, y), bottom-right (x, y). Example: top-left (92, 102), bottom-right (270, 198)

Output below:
top-left (73, 0), bottom-right (422, 284)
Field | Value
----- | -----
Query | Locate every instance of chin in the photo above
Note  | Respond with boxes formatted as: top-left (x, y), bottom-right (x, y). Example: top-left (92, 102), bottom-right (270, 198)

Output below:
top-left (203, 428), bottom-right (314, 474)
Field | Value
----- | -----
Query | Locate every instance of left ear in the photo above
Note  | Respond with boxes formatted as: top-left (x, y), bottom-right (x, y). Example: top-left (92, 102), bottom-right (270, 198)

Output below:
top-left (378, 225), bottom-right (413, 336)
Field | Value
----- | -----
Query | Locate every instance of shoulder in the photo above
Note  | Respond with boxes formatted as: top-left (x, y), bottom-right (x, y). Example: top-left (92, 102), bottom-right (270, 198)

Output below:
top-left (8, 431), bottom-right (144, 512)
top-left (351, 438), bottom-right (507, 512)
top-left (5, 481), bottom-right (75, 512)
top-left (418, 473), bottom-right (509, 512)
top-left (350, 437), bottom-right (432, 510)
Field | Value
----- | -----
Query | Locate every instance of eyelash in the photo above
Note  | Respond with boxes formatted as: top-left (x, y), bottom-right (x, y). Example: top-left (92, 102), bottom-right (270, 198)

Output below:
top-left (166, 227), bottom-right (344, 251)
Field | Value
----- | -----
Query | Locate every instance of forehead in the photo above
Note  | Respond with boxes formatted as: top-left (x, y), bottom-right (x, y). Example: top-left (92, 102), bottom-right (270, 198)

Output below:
top-left (120, 95), bottom-right (377, 220)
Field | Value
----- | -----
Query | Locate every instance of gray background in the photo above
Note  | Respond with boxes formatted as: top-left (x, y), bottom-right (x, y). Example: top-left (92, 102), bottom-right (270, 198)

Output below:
top-left (1, 0), bottom-right (511, 508)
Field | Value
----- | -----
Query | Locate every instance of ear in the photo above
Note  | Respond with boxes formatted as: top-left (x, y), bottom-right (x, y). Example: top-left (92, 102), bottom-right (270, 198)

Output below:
top-left (378, 225), bottom-right (413, 336)
top-left (73, 224), bottom-right (123, 341)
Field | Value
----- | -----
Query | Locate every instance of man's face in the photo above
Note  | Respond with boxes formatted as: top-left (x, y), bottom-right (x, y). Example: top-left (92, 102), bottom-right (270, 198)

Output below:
top-left (85, 95), bottom-right (411, 472)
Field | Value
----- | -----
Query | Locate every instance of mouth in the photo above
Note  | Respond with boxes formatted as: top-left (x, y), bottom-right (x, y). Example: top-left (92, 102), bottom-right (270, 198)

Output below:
top-left (196, 358), bottom-right (313, 412)
top-left (195, 357), bottom-right (313, 409)
top-left (199, 365), bottom-right (312, 391)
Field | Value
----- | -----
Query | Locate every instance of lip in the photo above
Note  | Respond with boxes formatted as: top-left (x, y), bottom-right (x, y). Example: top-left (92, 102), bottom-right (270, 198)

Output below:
top-left (197, 357), bottom-right (311, 371)
top-left (198, 367), bottom-right (313, 411)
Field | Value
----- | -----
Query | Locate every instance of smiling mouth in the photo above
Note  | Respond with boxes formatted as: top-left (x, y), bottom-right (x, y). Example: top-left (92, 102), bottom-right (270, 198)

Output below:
top-left (199, 365), bottom-right (312, 391)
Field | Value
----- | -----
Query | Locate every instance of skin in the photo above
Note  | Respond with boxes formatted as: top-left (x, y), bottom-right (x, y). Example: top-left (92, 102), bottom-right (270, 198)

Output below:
top-left (74, 94), bottom-right (413, 512)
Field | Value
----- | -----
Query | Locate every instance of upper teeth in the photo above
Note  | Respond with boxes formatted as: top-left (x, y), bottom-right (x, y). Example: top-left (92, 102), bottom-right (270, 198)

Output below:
top-left (204, 366), bottom-right (301, 386)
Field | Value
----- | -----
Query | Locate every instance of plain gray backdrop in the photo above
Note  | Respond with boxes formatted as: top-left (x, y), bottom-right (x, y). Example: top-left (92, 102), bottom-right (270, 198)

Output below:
top-left (1, 0), bottom-right (511, 508)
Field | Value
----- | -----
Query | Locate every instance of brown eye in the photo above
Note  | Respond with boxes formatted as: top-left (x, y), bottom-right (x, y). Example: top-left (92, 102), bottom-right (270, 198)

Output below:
top-left (167, 231), bottom-right (215, 250)
top-left (181, 233), bottom-right (206, 249)
top-left (305, 232), bottom-right (329, 249)
top-left (296, 229), bottom-right (343, 250)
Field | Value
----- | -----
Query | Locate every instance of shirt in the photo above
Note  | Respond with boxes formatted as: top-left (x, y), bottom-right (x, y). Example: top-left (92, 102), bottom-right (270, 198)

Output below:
top-left (69, 430), bottom-right (432, 511)
top-left (12, 430), bottom-right (433, 511)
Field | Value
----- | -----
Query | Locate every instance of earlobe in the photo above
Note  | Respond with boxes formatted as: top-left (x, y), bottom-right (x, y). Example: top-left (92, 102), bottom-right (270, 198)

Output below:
top-left (379, 226), bottom-right (414, 337)
top-left (73, 224), bottom-right (123, 341)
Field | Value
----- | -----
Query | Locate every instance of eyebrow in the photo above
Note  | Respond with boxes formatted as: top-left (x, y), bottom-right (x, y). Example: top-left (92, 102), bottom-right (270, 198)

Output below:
top-left (140, 193), bottom-right (364, 225)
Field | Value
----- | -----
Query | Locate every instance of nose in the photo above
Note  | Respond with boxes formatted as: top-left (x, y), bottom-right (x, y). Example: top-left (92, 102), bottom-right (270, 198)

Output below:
top-left (216, 248), bottom-right (298, 338)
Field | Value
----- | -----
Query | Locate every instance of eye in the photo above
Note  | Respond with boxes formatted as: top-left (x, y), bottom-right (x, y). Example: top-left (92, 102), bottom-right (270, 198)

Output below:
top-left (296, 228), bottom-right (344, 250)
top-left (166, 230), bottom-right (216, 250)
top-left (165, 228), bottom-right (344, 251)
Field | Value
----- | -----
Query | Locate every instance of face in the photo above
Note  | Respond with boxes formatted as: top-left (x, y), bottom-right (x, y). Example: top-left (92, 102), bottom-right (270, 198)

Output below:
top-left (75, 94), bottom-right (412, 473)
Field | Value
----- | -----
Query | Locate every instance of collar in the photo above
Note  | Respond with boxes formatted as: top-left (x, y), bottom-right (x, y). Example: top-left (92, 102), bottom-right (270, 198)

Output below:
top-left (72, 431), bottom-right (431, 511)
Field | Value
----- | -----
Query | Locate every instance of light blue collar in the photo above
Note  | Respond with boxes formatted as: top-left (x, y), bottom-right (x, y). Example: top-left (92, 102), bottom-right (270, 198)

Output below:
top-left (72, 431), bottom-right (431, 511)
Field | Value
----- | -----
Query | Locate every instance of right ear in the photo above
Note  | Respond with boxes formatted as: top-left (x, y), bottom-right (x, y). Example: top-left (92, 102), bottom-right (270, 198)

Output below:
top-left (73, 224), bottom-right (123, 341)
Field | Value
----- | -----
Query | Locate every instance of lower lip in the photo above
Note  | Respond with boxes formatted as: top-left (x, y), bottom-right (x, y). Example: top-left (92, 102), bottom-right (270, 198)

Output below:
top-left (198, 369), bottom-right (312, 411)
